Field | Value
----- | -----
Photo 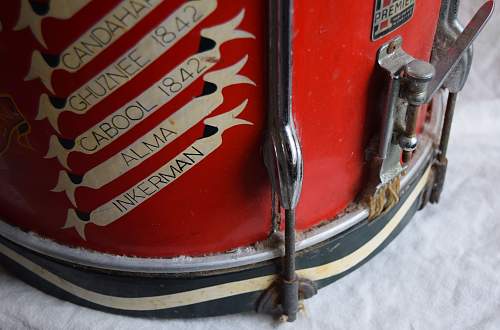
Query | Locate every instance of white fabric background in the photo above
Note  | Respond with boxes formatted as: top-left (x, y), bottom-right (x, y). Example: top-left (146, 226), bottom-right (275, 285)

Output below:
top-left (1, 1), bottom-right (499, 329)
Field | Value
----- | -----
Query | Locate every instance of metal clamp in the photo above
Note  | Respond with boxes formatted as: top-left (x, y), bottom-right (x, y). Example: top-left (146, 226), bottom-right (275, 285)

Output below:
top-left (374, 36), bottom-right (435, 198)
top-left (361, 38), bottom-right (433, 220)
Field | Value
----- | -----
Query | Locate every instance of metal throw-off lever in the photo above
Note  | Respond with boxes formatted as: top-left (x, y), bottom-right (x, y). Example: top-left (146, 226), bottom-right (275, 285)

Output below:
top-left (429, 0), bottom-right (494, 203)
top-left (369, 1), bottom-right (493, 217)
top-left (260, 0), bottom-right (316, 322)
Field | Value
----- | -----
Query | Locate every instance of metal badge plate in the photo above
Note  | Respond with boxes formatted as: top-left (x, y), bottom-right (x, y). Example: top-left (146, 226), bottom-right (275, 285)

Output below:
top-left (372, 0), bottom-right (416, 41)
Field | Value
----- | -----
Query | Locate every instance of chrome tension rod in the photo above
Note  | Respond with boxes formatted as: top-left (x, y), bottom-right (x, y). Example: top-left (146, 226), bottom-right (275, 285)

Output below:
top-left (261, 0), bottom-right (316, 322)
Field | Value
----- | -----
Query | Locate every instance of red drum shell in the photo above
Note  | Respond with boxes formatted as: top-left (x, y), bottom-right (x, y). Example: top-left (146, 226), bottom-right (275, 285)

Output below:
top-left (0, 0), bottom-right (439, 257)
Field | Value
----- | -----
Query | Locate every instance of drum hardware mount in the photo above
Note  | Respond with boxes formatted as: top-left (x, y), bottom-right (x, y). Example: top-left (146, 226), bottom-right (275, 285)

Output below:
top-left (367, 0), bottom-right (493, 217)
top-left (363, 36), bottom-right (435, 220)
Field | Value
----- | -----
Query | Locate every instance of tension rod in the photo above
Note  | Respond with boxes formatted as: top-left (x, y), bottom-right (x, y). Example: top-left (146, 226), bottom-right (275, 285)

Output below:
top-left (261, 0), bottom-right (317, 322)
top-left (281, 209), bottom-right (298, 321)
top-left (431, 92), bottom-right (458, 203)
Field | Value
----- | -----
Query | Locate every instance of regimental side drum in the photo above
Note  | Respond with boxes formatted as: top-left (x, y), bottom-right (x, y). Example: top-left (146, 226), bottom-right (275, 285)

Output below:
top-left (0, 0), bottom-right (493, 321)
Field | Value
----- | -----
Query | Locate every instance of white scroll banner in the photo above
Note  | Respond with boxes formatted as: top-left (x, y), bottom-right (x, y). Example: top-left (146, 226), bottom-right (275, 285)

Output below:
top-left (25, 0), bottom-right (164, 88)
top-left (14, 0), bottom-right (92, 48)
top-left (35, 0), bottom-right (218, 129)
top-left (63, 100), bottom-right (252, 239)
top-left (52, 56), bottom-right (254, 206)
top-left (45, 10), bottom-right (253, 164)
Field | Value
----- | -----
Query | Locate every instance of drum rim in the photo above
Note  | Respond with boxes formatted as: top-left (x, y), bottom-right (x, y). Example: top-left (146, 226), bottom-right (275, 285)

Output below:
top-left (0, 93), bottom-right (445, 274)
top-left (0, 140), bottom-right (431, 274)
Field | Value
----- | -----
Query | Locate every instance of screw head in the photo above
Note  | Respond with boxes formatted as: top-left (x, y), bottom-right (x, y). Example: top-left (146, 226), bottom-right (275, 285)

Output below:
top-left (387, 41), bottom-right (398, 54)
top-left (405, 60), bottom-right (435, 82)
top-left (399, 136), bottom-right (418, 152)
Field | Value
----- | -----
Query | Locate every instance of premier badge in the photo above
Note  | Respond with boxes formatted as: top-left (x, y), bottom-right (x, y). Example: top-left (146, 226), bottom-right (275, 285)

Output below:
top-left (372, 0), bottom-right (415, 40)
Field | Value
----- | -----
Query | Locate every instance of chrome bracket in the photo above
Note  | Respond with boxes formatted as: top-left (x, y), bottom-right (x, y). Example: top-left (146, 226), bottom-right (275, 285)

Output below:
top-left (375, 37), bottom-right (435, 191)
top-left (362, 37), bottom-right (435, 219)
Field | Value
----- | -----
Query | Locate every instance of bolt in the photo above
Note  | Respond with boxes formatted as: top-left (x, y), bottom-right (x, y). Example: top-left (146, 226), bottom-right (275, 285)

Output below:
top-left (387, 41), bottom-right (397, 54)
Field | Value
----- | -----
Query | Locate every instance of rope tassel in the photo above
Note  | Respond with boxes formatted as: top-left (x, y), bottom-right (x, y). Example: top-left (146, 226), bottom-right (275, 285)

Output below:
top-left (365, 176), bottom-right (401, 220)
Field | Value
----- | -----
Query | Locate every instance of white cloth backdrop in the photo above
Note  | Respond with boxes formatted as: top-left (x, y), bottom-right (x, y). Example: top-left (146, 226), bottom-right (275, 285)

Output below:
top-left (1, 1), bottom-right (499, 329)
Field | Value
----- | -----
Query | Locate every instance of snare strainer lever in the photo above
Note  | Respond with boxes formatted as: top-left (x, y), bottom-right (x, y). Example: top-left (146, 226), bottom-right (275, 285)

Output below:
top-left (430, 0), bottom-right (494, 203)
top-left (366, 0), bottom-right (493, 219)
